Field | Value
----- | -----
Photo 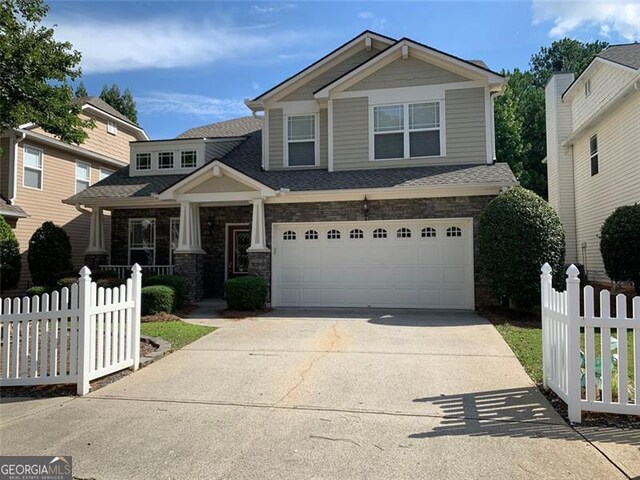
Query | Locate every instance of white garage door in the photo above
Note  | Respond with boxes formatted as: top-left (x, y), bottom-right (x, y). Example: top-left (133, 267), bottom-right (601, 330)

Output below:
top-left (272, 219), bottom-right (474, 309)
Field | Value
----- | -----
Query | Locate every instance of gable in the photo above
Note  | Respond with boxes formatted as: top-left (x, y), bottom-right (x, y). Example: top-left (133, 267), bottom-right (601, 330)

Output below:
top-left (186, 175), bottom-right (255, 194)
top-left (346, 57), bottom-right (469, 91)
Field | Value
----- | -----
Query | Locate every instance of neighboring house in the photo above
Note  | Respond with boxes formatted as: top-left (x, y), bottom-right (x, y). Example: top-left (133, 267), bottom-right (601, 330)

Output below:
top-left (65, 31), bottom-right (517, 309)
top-left (545, 44), bottom-right (640, 282)
top-left (0, 97), bottom-right (149, 291)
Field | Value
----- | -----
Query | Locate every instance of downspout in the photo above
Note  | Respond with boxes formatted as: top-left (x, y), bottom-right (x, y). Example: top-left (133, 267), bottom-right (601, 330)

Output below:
top-left (10, 131), bottom-right (26, 203)
top-left (75, 203), bottom-right (92, 215)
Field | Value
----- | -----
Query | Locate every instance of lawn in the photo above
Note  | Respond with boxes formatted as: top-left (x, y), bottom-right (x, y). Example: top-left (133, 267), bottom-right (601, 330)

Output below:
top-left (141, 321), bottom-right (215, 350)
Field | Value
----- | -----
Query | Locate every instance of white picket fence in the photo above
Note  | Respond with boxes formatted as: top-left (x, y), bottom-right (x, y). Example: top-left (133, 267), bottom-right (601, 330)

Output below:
top-left (541, 263), bottom-right (640, 422)
top-left (0, 264), bottom-right (142, 395)
top-left (100, 265), bottom-right (173, 279)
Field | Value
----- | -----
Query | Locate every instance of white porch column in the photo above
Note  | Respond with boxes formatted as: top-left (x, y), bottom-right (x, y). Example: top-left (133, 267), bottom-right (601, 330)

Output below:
top-left (175, 201), bottom-right (205, 253)
top-left (248, 198), bottom-right (269, 252)
top-left (86, 207), bottom-right (106, 254)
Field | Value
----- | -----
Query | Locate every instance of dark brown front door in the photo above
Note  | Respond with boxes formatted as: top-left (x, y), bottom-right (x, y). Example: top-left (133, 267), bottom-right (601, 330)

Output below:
top-left (227, 225), bottom-right (251, 279)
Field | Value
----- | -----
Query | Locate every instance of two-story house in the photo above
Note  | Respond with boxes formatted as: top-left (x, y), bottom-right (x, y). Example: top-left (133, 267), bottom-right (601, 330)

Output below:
top-left (0, 97), bottom-right (149, 291)
top-left (545, 44), bottom-right (640, 282)
top-left (65, 32), bottom-right (517, 309)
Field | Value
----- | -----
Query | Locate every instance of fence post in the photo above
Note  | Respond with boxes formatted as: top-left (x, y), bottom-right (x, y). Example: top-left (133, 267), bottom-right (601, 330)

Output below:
top-left (540, 263), bottom-right (552, 390)
top-left (77, 266), bottom-right (93, 395)
top-left (131, 263), bottom-right (142, 371)
top-left (566, 264), bottom-right (582, 424)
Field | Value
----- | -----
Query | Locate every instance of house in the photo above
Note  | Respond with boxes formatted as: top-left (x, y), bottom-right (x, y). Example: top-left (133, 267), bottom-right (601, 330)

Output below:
top-left (0, 97), bottom-right (149, 291)
top-left (545, 44), bottom-right (640, 282)
top-left (65, 31), bottom-right (517, 309)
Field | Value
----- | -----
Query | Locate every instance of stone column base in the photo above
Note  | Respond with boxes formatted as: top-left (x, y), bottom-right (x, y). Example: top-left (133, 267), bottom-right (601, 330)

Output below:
top-left (174, 253), bottom-right (205, 302)
top-left (248, 251), bottom-right (271, 302)
top-left (84, 253), bottom-right (109, 270)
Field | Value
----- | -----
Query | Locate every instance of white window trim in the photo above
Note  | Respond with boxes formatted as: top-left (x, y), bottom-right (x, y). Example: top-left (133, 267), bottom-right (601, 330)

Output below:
top-left (75, 160), bottom-right (92, 194)
top-left (107, 120), bottom-right (118, 135)
top-left (590, 133), bottom-right (599, 176)
top-left (135, 152), bottom-right (152, 171)
top-left (283, 113), bottom-right (320, 168)
top-left (22, 145), bottom-right (44, 190)
top-left (584, 79), bottom-right (591, 97)
top-left (368, 100), bottom-right (446, 162)
top-left (158, 152), bottom-right (175, 170)
top-left (128, 218), bottom-right (156, 265)
top-left (180, 150), bottom-right (198, 169)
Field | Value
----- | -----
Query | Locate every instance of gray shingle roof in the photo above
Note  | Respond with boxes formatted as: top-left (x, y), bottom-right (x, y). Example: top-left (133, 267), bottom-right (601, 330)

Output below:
top-left (177, 116), bottom-right (263, 139)
top-left (77, 96), bottom-right (139, 126)
top-left (598, 43), bottom-right (640, 70)
top-left (0, 196), bottom-right (28, 218)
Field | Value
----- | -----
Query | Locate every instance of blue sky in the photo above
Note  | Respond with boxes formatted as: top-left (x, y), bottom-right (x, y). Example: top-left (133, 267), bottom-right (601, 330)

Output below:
top-left (48, 1), bottom-right (640, 139)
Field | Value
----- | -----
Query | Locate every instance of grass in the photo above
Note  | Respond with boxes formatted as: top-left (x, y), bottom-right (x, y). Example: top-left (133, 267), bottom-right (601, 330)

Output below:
top-left (141, 321), bottom-right (215, 350)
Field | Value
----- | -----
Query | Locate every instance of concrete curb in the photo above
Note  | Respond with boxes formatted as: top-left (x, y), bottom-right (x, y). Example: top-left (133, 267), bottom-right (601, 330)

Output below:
top-left (140, 335), bottom-right (172, 366)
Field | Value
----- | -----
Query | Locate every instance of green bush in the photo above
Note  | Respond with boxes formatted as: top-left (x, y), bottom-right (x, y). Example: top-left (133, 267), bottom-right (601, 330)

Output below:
top-left (141, 285), bottom-right (176, 315)
top-left (57, 277), bottom-right (78, 289)
top-left (144, 275), bottom-right (187, 309)
top-left (28, 221), bottom-right (73, 287)
top-left (225, 276), bottom-right (268, 311)
top-left (96, 277), bottom-right (126, 289)
top-left (0, 216), bottom-right (21, 292)
top-left (26, 286), bottom-right (50, 296)
top-left (600, 204), bottom-right (640, 295)
top-left (479, 186), bottom-right (565, 308)
top-left (91, 269), bottom-right (119, 281)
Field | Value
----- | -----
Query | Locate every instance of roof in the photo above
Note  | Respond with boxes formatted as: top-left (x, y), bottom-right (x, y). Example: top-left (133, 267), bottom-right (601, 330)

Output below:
top-left (0, 196), bottom-right (28, 218)
top-left (597, 43), bottom-right (640, 70)
top-left (177, 116), bottom-right (263, 139)
top-left (77, 96), bottom-right (139, 127)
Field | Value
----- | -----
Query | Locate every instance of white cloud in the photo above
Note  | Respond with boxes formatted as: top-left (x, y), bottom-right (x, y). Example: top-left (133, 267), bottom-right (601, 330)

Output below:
top-left (357, 11), bottom-right (387, 31)
top-left (137, 92), bottom-right (248, 118)
top-left (249, 3), bottom-right (296, 15)
top-left (51, 15), bottom-right (303, 74)
top-left (251, 81), bottom-right (261, 91)
top-left (532, 0), bottom-right (640, 41)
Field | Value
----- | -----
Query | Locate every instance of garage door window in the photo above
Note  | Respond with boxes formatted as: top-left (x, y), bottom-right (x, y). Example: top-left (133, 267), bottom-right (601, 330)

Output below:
top-left (304, 230), bottom-right (318, 240)
top-left (327, 229), bottom-right (341, 240)
top-left (373, 228), bottom-right (387, 239)
top-left (422, 227), bottom-right (436, 238)
top-left (397, 227), bottom-right (412, 238)
top-left (283, 230), bottom-right (296, 240)
top-left (446, 226), bottom-right (462, 237)
top-left (349, 229), bottom-right (364, 239)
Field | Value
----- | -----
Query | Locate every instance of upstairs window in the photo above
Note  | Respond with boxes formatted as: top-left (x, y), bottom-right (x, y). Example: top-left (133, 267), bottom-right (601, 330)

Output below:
top-left (158, 152), bottom-right (174, 169)
top-left (136, 153), bottom-right (151, 170)
top-left (100, 167), bottom-right (114, 181)
top-left (373, 102), bottom-right (441, 160)
top-left (107, 120), bottom-right (117, 135)
top-left (181, 151), bottom-right (197, 169)
top-left (590, 135), bottom-right (599, 176)
top-left (23, 146), bottom-right (43, 189)
top-left (286, 115), bottom-right (316, 167)
top-left (75, 161), bottom-right (91, 193)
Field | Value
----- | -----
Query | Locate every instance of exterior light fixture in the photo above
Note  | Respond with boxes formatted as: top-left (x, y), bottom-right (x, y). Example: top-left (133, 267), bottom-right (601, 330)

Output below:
top-left (363, 196), bottom-right (369, 221)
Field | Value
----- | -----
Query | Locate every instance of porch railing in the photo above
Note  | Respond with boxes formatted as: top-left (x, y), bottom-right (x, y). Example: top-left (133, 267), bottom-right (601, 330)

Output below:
top-left (99, 265), bottom-right (174, 278)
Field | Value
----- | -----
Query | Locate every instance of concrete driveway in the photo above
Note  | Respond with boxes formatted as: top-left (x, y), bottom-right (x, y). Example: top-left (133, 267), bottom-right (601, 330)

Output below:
top-left (0, 308), bottom-right (634, 479)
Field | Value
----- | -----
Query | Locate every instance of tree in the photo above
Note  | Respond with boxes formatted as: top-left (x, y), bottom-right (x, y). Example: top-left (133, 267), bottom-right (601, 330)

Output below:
top-left (28, 221), bottom-right (73, 287)
top-left (100, 84), bottom-right (138, 123)
top-left (478, 187), bottom-right (565, 308)
top-left (600, 204), bottom-right (640, 295)
top-left (74, 81), bottom-right (88, 98)
top-left (494, 39), bottom-right (608, 198)
top-left (0, 0), bottom-right (92, 144)
top-left (0, 216), bottom-right (21, 292)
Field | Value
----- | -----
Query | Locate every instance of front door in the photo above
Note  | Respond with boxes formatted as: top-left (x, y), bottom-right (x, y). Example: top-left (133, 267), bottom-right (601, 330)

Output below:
top-left (227, 225), bottom-right (251, 279)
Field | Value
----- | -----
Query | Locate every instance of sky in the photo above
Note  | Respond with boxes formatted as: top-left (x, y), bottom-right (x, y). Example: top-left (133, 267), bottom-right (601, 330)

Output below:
top-left (47, 0), bottom-right (640, 139)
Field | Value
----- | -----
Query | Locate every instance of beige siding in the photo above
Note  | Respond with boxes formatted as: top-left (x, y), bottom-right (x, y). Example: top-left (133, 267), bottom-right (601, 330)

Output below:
top-left (188, 176), bottom-right (254, 194)
top-left (10, 141), bottom-right (116, 291)
top-left (444, 88), bottom-right (486, 163)
top-left (0, 137), bottom-right (9, 195)
top-left (281, 48), bottom-right (382, 102)
top-left (319, 108), bottom-right (328, 168)
top-left (573, 92), bottom-right (640, 281)
top-left (333, 97), bottom-right (369, 169)
top-left (571, 65), bottom-right (636, 134)
top-left (268, 108), bottom-right (283, 170)
top-left (347, 57), bottom-right (468, 91)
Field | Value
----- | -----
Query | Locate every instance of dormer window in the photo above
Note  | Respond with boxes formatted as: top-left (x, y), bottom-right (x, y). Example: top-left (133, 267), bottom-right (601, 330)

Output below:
top-left (158, 152), bottom-right (174, 169)
top-left (181, 151), bottom-right (197, 169)
top-left (584, 79), bottom-right (591, 97)
top-left (135, 153), bottom-right (151, 170)
top-left (286, 115), bottom-right (317, 167)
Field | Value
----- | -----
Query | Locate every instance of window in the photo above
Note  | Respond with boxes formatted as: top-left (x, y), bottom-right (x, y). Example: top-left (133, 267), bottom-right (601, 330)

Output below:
top-left (287, 115), bottom-right (316, 167)
top-left (283, 230), bottom-right (296, 240)
top-left (590, 134), bottom-right (599, 176)
top-left (373, 102), bottom-right (441, 160)
top-left (136, 153), bottom-right (151, 170)
top-left (349, 229), bottom-right (364, 239)
top-left (100, 168), bottom-right (114, 181)
top-left (446, 226), bottom-right (462, 237)
top-left (373, 228), bottom-right (387, 239)
top-left (129, 219), bottom-right (156, 265)
top-left (327, 229), bottom-right (341, 240)
top-left (107, 120), bottom-right (117, 135)
top-left (422, 227), bottom-right (436, 238)
top-left (75, 161), bottom-right (91, 193)
top-left (181, 151), bottom-right (197, 169)
top-left (304, 230), bottom-right (318, 240)
top-left (170, 218), bottom-right (180, 264)
top-left (584, 79), bottom-right (591, 97)
top-left (397, 227), bottom-right (412, 238)
top-left (158, 152), bottom-right (174, 169)
top-left (23, 146), bottom-right (43, 189)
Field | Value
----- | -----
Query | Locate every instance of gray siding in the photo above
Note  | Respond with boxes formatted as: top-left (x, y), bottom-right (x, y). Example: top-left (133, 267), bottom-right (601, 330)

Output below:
top-left (445, 88), bottom-right (486, 163)
top-left (333, 97), bottom-right (369, 170)
top-left (347, 57), bottom-right (468, 91)
top-left (319, 108), bottom-right (328, 168)
top-left (268, 108), bottom-right (283, 170)
top-left (205, 140), bottom-right (242, 161)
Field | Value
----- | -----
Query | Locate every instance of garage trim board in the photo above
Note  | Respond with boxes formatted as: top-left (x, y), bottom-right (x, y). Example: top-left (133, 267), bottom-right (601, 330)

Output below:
top-left (271, 218), bottom-right (474, 309)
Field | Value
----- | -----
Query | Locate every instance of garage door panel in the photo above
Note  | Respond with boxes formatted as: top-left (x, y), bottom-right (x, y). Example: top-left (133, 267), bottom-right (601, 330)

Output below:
top-left (280, 267), bottom-right (301, 284)
top-left (418, 245), bottom-right (442, 265)
top-left (443, 266), bottom-right (469, 284)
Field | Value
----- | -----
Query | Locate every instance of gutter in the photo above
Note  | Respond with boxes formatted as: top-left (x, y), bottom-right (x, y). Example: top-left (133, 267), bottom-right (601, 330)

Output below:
top-left (10, 131), bottom-right (26, 203)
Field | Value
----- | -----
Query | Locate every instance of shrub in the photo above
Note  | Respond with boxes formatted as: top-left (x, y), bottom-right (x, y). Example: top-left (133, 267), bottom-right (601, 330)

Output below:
top-left (600, 204), bottom-right (640, 295)
top-left (91, 270), bottom-right (119, 281)
top-left (0, 216), bottom-right (21, 292)
top-left (141, 285), bottom-right (176, 315)
top-left (96, 277), bottom-right (126, 289)
top-left (225, 276), bottom-right (268, 311)
top-left (26, 286), bottom-right (50, 296)
top-left (57, 277), bottom-right (78, 289)
top-left (144, 275), bottom-right (187, 309)
top-left (479, 186), bottom-right (565, 308)
top-left (28, 221), bottom-right (73, 287)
